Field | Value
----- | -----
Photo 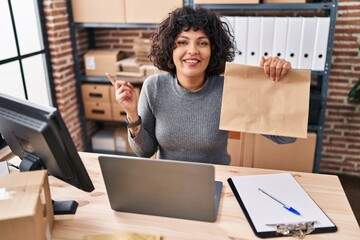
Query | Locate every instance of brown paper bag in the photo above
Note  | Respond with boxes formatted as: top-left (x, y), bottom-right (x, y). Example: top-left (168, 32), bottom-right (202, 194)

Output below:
top-left (219, 62), bottom-right (311, 138)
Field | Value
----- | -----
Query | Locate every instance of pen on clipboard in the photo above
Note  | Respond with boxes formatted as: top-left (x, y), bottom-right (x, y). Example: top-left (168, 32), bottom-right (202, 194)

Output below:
top-left (258, 188), bottom-right (301, 216)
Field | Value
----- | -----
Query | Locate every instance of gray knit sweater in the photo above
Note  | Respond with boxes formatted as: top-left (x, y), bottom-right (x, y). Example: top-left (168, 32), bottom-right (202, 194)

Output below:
top-left (128, 73), bottom-right (296, 165)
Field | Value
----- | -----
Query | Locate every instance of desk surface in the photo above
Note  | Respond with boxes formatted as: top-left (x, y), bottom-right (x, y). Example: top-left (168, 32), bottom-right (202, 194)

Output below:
top-left (47, 152), bottom-right (359, 240)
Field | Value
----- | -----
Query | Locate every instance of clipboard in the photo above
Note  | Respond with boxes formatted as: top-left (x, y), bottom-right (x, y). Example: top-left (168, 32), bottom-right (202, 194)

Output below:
top-left (227, 173), bottom-right (337, 238)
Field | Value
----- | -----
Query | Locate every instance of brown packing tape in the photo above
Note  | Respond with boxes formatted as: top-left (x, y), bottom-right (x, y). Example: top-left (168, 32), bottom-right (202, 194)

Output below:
top-left (220, 62), bottom-right (311, 138)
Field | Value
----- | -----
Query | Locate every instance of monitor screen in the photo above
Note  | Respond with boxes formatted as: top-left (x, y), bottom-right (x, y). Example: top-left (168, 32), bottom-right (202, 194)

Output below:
top-left (0, 92), bottom-right (94, 214)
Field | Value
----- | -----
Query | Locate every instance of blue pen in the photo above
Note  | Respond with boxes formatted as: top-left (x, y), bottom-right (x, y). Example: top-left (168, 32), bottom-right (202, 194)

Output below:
top-left (258, 188), bottom-right (301, 216)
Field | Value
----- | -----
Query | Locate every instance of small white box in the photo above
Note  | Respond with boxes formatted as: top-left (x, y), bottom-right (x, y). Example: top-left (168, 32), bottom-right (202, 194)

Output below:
top-left (91, 129), bottom-right (116, 152)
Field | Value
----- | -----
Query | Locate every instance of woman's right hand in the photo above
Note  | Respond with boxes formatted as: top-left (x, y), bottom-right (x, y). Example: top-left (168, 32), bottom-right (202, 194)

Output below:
top-left (105, 73), bottom-right (139, 118)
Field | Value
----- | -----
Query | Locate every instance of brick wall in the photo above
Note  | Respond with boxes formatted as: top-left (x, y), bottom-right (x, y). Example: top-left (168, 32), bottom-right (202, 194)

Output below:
top-left (43, 0), bottom-right (359, 176)
top-left (321, 0), bottom-right (360, 176)
top-left (94, 28), bottom-right (155, 51)
top-left (43, 0), bottom-right (84, 149)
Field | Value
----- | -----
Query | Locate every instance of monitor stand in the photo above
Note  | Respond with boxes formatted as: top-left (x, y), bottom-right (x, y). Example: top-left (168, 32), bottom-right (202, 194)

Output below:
top-left (19, 152), bottom-right (79, 215)
top-left (52, 200), bottom-right (79, 215)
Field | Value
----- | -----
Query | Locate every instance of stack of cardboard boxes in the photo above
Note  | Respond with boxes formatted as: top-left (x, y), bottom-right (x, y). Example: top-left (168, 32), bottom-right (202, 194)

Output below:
top-left (91, 125), bottom-right (133, 154)
top-left (81, 82), bottom-right (140, 122)
top-left (81, 83), bottom-right (140, 154)
top-left (133, 38), bottom-right (152, 65)
top-left (82, 84), bottom-right (113, 121)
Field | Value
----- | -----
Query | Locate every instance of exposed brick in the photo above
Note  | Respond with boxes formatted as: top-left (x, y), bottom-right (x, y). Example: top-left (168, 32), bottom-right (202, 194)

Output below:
top-left (334, 35), bottom-right (358, 41)
top-left (338, 5), bottom-right (360, 11)
top-left (327, 99), bottom-right (346, 105)
top-left (333, 43), bottom-right (360, 49)
top-left (331, 64), bottom-right (353, 71)
top-left (323, 142), bottom-right (347, 148)
top-left (330, 70), bottom-right (360, 78)
top-left (333, 58), bottom-right (360, 64)
top-left (43, 0), bottom-right (84, 150)
top-left (337, 11), bottom-right (360, 18)
top-left (335, 19), bottom-right (360, 26)
top-left (335, 28), bottom-right (360, 34)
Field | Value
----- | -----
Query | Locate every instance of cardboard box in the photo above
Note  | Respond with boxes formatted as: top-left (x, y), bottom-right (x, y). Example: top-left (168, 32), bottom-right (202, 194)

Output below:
top-left (71, 0), bottom-right (125, 23)
top-left (142, 65), bottom-right (163, 76)
top-left (110, 86), bottom-right (140, 122)
top-left (84, 102), bottom-right (113, 120)
top-left (0, 170), bottom-right (53, 240)
top-left (125, 0), bottom-right (183, 24)
top-left (228, 132), bottom-right (242, 166)
top-left (117, 57), bottom-right (142, 73)
top-left (240, 132), bottom-right (316, 172)
top-left (194, 0), bottom-right (259, 4)
top-left (91, 129), bottom-right (116, 152)
top-left (111, 104), bottom-right (127, 122)
top-left (84, 49), bottom-right (123, 77)
top-left (115, 125), bottom-right (133, 153)
top-left (82, 84), bottom-right (111, 103)
top-left (133, 38), bottom-right (152, 65)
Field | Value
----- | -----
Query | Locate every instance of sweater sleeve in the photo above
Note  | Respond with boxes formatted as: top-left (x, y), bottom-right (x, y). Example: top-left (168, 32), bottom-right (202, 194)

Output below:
top-left (262, 134), bottom-right (297, 144)
top-left (128, 76), bottom-right (159, 157)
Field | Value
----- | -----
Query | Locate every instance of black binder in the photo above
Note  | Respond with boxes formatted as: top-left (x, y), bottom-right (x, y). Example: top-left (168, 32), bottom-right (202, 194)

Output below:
top-left (227, 173), bottom-right (337, 238)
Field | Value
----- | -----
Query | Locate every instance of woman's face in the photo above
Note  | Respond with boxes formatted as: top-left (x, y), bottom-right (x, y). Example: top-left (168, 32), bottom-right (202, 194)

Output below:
top-left (172, 29), bottom-right (211, 81)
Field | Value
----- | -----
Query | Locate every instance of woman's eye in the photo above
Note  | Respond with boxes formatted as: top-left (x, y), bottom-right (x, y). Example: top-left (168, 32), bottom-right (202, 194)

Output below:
top-left (199, 41), bottom-right (209, 46)
top-left (176, 41), bottom-right (187, 46)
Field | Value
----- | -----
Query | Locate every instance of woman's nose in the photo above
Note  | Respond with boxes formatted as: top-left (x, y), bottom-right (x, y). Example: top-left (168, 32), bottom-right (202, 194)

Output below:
top-left (187, 43), bottom-right (199, 55)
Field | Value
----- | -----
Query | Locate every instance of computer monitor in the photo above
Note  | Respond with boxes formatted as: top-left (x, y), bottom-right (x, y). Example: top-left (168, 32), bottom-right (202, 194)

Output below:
top-left (0, 92), bottom-right (94, 214)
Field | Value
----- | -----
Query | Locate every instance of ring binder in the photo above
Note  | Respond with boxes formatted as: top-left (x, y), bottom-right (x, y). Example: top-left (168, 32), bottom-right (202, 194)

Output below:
top-left (275, 221), bottom-right (315, 239)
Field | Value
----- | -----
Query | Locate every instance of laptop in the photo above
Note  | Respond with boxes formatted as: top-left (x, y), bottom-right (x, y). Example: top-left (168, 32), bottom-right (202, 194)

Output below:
top-left (98, 155), bottom-right (223, 222)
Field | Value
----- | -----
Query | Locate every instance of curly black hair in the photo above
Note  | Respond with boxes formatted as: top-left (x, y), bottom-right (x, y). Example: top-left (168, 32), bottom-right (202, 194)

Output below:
top-left (149, 6), bottom-right (235, 76)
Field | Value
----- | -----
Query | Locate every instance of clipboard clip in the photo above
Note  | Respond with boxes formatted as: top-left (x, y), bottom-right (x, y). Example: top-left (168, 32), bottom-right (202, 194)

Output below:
top-left (275, 221), bottom-right (315, 239)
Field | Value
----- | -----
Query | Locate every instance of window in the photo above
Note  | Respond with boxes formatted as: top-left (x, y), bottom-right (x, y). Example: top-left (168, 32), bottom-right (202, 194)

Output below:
top-left (0, 0), bottom-right (54, 148)
top-left (0, 0), bottom-right (53, 105)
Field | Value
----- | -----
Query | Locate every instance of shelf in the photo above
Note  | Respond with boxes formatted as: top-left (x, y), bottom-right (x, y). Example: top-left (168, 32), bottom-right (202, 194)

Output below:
top-left (68, 0), bottom-right (337, 173)
top-left (73, 22), bottom-right (158, 29)
top-left (311, 70), bottom-right (327, 76)
top-left (81, 76), bottom-right (144, 85)
top-left (195, 2), bottom-right (335, 11)
top-left (308, 124), bottom-right (321, 132)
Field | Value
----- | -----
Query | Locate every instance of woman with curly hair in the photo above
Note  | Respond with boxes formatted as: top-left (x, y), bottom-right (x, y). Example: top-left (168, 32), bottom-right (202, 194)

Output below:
top-left (107, 6), bottom-right (295, 165)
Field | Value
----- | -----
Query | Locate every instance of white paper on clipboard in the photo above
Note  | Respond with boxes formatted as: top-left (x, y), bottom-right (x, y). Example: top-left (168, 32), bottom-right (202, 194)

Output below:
top-left (227, 173), bottom-right (337, 237)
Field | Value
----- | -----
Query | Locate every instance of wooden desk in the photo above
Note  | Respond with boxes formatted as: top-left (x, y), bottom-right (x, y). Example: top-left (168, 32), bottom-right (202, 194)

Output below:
top-left (43, 152), bottom-right (360, 239)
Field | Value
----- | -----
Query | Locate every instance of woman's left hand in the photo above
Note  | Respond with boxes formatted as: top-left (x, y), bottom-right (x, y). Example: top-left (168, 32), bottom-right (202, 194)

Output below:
top-left (260, 56), bottom-right (292, 82)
